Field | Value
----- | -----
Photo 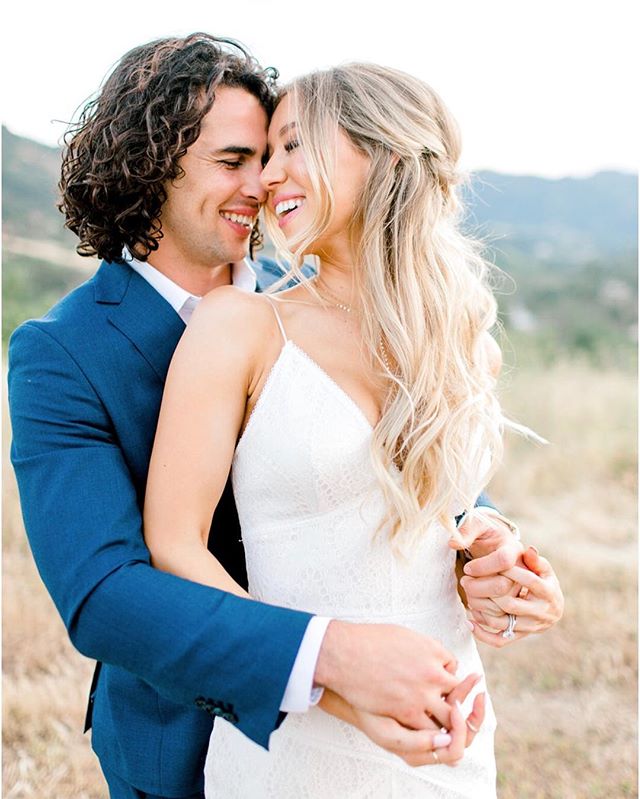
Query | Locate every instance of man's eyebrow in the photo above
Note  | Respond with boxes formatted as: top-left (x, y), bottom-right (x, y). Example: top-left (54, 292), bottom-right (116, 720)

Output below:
top-left (278, 121), bottom-right (297, 137)
top-left (212, 146), bottom-right (256, 156)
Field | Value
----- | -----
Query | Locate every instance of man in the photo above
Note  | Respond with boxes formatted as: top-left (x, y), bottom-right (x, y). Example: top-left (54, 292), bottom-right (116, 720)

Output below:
top-left (8, 33), bottom-right (562, 799)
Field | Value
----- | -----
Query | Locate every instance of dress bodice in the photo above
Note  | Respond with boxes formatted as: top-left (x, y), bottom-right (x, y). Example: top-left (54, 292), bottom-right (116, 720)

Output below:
top-left (232, 340), bottom-right (462, 627)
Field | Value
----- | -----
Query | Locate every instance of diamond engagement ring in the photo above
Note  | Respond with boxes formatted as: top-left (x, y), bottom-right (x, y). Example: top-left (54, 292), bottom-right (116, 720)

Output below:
top-left (502, 613), bottom-right (517, 640)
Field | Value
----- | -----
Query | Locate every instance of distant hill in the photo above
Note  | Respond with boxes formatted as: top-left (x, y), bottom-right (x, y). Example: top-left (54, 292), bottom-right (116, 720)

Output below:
top-left (462, 170), bottom-right (637, 263)
top-left (2, 127), bottom-right (75, 245)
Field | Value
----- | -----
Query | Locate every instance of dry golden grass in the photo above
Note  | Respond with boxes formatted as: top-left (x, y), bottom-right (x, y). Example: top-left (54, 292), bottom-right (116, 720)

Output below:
top-left (485, 359), bottom-right (637, 799)
top-left (3, 358), bottom-right (637, 798)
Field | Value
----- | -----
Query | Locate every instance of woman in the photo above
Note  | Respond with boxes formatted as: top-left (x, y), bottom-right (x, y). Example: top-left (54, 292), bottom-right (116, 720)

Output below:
top-left (145, 63), bottom-right (515, 797)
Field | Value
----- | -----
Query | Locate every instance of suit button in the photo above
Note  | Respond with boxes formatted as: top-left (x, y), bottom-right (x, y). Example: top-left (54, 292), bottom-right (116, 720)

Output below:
top-left (194, 696), bottom-right (207, 710)
top-left (195, 697), bottom-right (238, 723)
top-left (214, 701), bottom-right (238, 724)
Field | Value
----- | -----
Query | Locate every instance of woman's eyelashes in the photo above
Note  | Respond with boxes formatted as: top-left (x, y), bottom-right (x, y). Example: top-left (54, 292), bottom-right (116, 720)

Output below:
top-left (284, 138), bottom-right (300, 153)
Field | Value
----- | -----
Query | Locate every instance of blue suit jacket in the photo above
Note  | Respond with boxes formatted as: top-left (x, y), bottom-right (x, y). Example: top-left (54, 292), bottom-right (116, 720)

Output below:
top-left (8, 258), bottom-right (312, 796)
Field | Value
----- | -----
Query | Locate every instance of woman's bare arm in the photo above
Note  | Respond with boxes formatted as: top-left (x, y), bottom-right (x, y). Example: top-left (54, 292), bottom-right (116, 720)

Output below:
top-left (143, 286), bottom-right (271, 598)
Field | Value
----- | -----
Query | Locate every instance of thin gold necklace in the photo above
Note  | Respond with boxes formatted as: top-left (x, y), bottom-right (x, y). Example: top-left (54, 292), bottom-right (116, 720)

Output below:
top-left (314, 282), bottom-right (392, 373)
top-left (315, 281), bottom-right (356, 314)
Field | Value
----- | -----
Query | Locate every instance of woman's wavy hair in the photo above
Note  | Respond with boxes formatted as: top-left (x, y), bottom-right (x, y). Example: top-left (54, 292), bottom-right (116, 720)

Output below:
top-left (266, 64), bottom-right (508, 550)
top-left (59, 33), bottom-right (277, 263)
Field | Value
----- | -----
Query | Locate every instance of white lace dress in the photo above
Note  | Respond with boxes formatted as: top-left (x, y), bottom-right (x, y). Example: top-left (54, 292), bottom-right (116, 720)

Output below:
top-left (204, 308), bottom-right (497, 798)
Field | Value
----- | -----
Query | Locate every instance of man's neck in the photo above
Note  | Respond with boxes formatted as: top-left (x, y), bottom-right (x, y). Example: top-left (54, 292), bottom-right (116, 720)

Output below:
top-left (145, 256), bottom-right (232, 296)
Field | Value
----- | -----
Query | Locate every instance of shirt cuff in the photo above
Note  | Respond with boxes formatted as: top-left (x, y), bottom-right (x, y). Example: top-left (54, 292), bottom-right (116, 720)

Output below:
top-left (279, 616), bottom-right (332, 713)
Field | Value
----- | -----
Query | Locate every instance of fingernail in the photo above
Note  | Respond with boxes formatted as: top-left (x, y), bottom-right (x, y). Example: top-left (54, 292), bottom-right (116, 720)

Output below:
top-left (433, 733), bottom-right (452, 748)
top-left (465, 620), bottom-right (475, 631)
top-left (528, 545), bottom-right (539, 555)
top-left (463, 563), bottom-right (473, 574)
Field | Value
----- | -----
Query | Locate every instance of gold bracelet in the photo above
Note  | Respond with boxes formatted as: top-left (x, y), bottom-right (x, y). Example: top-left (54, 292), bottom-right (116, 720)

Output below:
top-left (478, 510), bottom-right (521, 542)
top-left (459, 508), bottom-right (521, 562)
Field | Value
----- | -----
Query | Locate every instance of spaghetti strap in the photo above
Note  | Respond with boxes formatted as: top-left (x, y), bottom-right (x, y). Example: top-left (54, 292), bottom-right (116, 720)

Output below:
top-left (264, 297), bottom-right (288, 344)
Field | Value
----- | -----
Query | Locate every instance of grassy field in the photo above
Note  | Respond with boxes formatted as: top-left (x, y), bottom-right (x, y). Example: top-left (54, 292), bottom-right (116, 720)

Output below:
top-left (3, 358), bottom-right (637, 798)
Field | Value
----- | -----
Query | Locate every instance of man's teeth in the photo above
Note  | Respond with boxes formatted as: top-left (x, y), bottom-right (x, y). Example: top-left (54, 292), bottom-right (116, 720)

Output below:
top-left (275, 199), bottom-right (304, 217)
top-left (221, 212), bottom-right (254, 227)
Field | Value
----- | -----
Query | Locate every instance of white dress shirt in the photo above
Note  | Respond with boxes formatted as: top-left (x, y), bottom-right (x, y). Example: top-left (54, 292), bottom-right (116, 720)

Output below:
top-left (127, 254), bottom-right (257, 323)
top-left (127, 252), bottom-right (328, 712)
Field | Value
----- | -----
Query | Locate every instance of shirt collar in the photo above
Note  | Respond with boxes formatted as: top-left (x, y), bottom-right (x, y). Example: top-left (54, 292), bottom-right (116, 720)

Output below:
top-left (231, 259), bottom-right (258, 292)
top-left (123, 248), bottom-right (257, 324)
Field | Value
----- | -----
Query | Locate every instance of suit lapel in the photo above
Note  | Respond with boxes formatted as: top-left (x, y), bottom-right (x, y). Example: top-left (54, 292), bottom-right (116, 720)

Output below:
top-left (93, 261), bottom-right (248, 587)
top-left (94, 260), bottom-right (185, 383)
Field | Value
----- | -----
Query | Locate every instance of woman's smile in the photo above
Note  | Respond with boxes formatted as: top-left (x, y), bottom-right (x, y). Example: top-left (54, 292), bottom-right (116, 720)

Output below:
top-left (272, 194), bottom-right (306, 228)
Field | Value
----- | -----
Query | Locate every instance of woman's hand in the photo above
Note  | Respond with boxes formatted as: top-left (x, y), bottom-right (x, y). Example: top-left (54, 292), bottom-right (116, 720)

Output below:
top-left (451, 508), bottom-right (564, 647)
top-left (466, 547), bottom-right (564, 647)
top-left (449, 508), bottom-right (522, 562)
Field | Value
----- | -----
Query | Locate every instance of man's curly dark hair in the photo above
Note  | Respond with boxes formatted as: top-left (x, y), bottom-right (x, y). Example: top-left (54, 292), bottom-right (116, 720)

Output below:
top-left (59, 33), bottom-right (278, 264)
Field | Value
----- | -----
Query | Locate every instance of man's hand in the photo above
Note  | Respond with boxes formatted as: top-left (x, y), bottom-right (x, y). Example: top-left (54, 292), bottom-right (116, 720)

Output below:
top-left (314, 620), bottom-right (465, 730)
top-left (458, 534), bottom-right (526, 619)
top-left (319, 673), bottom-right (486, 768)
top-left (451, 508), bottom-right (525, 619)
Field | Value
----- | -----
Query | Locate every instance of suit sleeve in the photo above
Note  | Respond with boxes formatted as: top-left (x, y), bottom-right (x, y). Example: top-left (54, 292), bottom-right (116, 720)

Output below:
top-left (8, 321), bottom-right (312, 748)
top-left (474, 491), bottom-right (497, 512)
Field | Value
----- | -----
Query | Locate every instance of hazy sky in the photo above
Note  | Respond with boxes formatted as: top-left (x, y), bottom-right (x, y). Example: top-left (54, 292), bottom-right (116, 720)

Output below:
top-left (2, 0), bottom-right (637, 177)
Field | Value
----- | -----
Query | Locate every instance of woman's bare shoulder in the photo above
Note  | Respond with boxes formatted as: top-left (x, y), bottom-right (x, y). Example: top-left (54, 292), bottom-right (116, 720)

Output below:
top-left (189, 286), bottom-right (278, 343)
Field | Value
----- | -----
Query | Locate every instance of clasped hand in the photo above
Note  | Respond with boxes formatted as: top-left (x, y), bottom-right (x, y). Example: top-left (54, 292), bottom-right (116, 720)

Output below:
top-left (317, 621), bottom-right (486, 768)
top-left (346, 671), bottom-right (485, 768)
top-left (450, 510), bottom-right (564, 647)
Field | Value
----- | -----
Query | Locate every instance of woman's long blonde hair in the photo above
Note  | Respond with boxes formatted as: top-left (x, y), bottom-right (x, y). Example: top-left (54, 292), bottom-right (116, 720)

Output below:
top-left (265, 63), bottom-right (505, 550)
